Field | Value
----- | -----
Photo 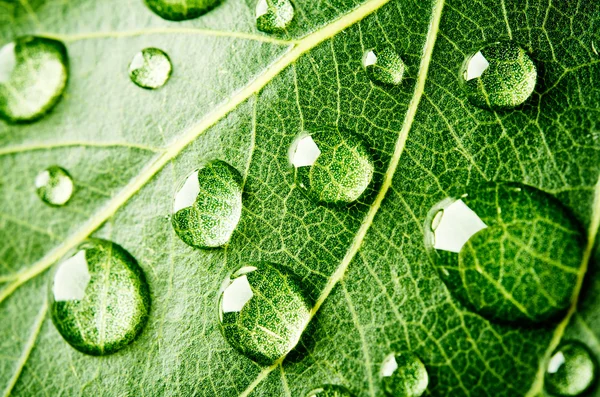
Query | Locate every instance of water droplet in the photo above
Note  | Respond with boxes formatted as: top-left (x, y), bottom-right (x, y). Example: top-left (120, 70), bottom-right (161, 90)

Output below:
top-left (172, 160), bottom-right (243, 249)
top-left (424, 182), bottom-right (585, 324)
top-left (363, 47), bottom-right (405, 86)
top-left (144, 0), bottom-right (220, 21)
top-left (256, 0), bottom-right (294, 33)
top-left (381, 353), bottom-right (428, 397)
top-left (459, 42), bottom-right (536, 109)
top-left (306, 385), bottom-right (355, 397)
top-left (128, 48), bottom-right (172, 90)
top-left (218, 262), bottom-right (312, 365)
top-left (290, 128), bottom-right (374, 204)
top-left (0, 36), bottom-right (68, 123)
top-left (35, 166), bottom-right (74, 206)
top-left (545, 341), bottom-right (598, 396)
top-left (592, 41), bottom-right (598, 57)
top-left (49, 239), bottom-right (151, 355)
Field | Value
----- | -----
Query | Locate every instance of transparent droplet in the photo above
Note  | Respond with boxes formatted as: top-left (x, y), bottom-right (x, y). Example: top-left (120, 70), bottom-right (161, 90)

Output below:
top-left (545, 341), bottom-right (598, 396)
top-left (290, 128), bottom-right (374, 204)
top-left (49, 239), bottom-right (151, 355)
top-left (363, 47), bottom-right (405, 86)
top-left (306, 384), bottom-right (355, 397)
top-left (129, 48), bottom-right (172, 90)
top-left (144, 0), bottom-right (220, 21)
top-left (424, 182), bottom-right (585, 324)
top-left (256, 0), bottom-right (294, 33)
top-left (459, 42), bottom-right (537, 109)
top-left (35, 166), bottom-right (74, 206)
top-left (381, 353), bottom-right (428, 397)
top-left (0, 36), bottom-right (68, 123)
top-left (218, 262), bottom-right (312, 365)
top-left (172, 160), bottom-right (243, 249)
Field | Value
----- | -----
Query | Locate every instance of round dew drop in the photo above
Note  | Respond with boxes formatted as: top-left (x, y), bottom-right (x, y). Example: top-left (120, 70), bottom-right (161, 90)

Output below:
top-left (545, 341), bottom-right (598, 396)
top-left (144, 0), bottom-right (221, 21)
top-left (424, 182), bottom-right (586, 324)
top-left (0, 36), bottom-right (69, 123)
top-left (172, 160), bottom-right (243, 249)
top-left (49, 239), bottom-right (151, 356)
top-left (290, 128), bottom-right (374, 205)
top-left (218, 262), bottom-right (312, 365)
top-left (35, 166), bottom-right (74, 206)
top-left (363, 47), bottom-right (406, 86)
top-left (306, 385), bottom-right (355, 397)
top-left (129, 48), bottom-right (172, 90)
top-left (256, 0), bottom-right (294, 33)
top-left (381, 353), bottom-right (428, 397)
top-left (459, 41), bottom-right (536, 109)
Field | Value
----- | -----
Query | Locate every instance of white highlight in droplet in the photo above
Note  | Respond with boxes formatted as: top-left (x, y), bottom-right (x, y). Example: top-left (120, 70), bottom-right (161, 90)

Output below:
top-left (53, 250), bottom-right (91, 301)
top-left (129, 51), bottom-right (145, 71)
top-left (465, 51), bottom-right (490, 81)
top-left (547, 351), bottom-right (566, 374)
top-left (222, 273), bottom-right (255, 313)
top-left (363, 50), bottom-right (378, 67)
top-left (381, 354), bottom-right (398, 377)
top-left (256, 0), bottom-right (269, 17)
top-left (433, 199), bottom-right (487, 253)
top-left (0, 42), bottom-right (16, 83)
top-left (173, 170), bottom-right (200, 212)
top-left (290, 136), bottom-right (321, 167)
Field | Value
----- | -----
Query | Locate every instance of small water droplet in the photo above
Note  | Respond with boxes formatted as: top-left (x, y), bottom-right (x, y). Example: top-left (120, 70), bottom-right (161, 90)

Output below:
top-left (545, 341), bottom-right (598, 396)
top-left (0, 36), bottom-right (68, 123)
top-left (144, 0), bottom-right (220, 21)
top-left (35, 166), bottom-right (74, 206)
top-left (218, 262), bottom-right (311, 365)
top-left (172, 160), bottom-right (243, 248)
top-left (592, 41), bottom-right (598, 57)
top-left (459, 42), bottom-right (536, 109)
top-left (381, 353), bottom-right (428, 397)
top-left (306, 385), bottom-right (355, 397)
top-left (290, 128), bottom-right (374, 204)
top-left (363, 47), bottom-right (405, 86)
top-left (128, 48), bottom-right (172, 90)
top-left (256, 0), bottom-right (294, 33)
top-left (49, 239), bottom-right (151, 355)
top-left (424, 182), bottom-right (585, 324)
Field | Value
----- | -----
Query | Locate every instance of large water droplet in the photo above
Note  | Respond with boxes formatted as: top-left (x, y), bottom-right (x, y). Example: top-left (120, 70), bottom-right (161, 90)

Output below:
top-left (381, 353), bottom-right (428, 397)
top-left (306, 385), bottom-right (355, 397)
top-left (363, 47), bottom-right (405, 86)
top-left (49, 239), bottom-right (151, 355)
top-left (0, 36), bottom-right (68, 123)
top-left (256, 0), bottom-right (294, 33)
top-left (290, 128), bottom-right (374, 205)
top-left (545, 341), bottom-right (598, 396)
top-left (35, 166), bottom-right (74, 206)
top-left (459, 42), bottom-right (536, 109)
top-left (218, 262), bottom-right (312, 365)
top-left (424, 182), bottom-right (585, 324)
top-left (144, 0), bottom-right (220, 21)
top-left (172, 160), bottom-right (243, 249)
top-left (129, 48), bottom-right (172, 90)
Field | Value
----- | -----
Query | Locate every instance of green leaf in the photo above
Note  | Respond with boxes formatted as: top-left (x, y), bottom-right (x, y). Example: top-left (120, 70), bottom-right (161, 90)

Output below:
top-left (1, 0), bottom-right (599, 396)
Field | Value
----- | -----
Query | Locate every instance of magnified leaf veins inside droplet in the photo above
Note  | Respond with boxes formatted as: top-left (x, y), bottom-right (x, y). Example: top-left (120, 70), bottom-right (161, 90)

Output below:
top-left (255, 0), bottom-right (294, 33)
top-left (381, 353), bottom-right (429, 397)
top-left (0, 36), bottom-right (68, 123)
top-left (290, 127), bottom-right (374, 205)
top-left (172, 160), bottom-right (243, 249)
top-left (306, 384), bottom-right (355, 397)
top-left (144, 0), bottom-right (221, 21)
top-left (545, 341), bottom-right (598, 396)
top-left (49, 239), bottom-right (151, 356)
top-left (35, 165), bottom-right (74, 207)
top-left (363, 47), bottom-right (406, 86)
top-left (424, 182), bottom-right (585, 324)
top-left (129, 47), bottom-right (172, 90)
top-left (218, 262), bottom-right (312, 365)
top-left (459, 41), bottom-right (536, 109)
